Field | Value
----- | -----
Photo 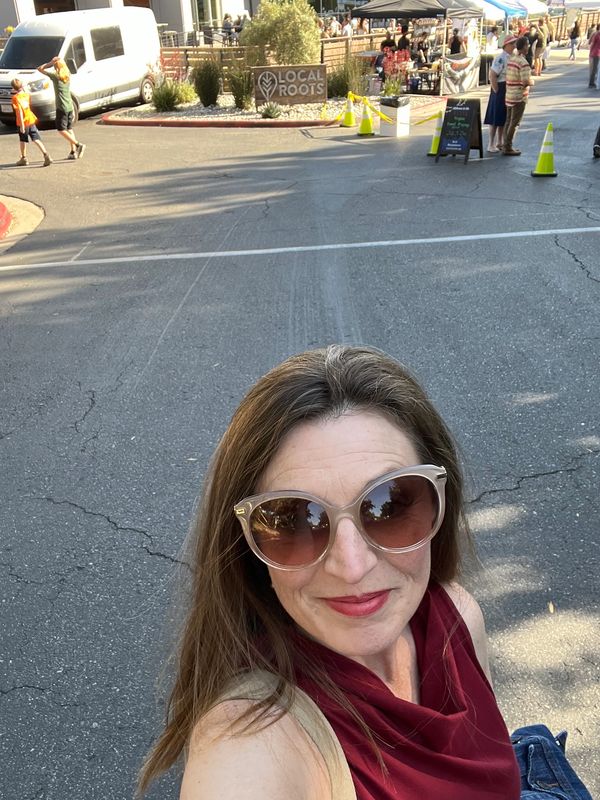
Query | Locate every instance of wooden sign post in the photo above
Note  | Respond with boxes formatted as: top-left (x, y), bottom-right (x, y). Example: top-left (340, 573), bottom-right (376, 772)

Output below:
top-left (435, 98), bottom-right (483, 164)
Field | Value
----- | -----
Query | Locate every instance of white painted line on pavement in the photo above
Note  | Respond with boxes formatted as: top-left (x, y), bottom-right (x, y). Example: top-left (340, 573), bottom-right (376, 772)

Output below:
top-left (1, 225), bottom-right (599, 273)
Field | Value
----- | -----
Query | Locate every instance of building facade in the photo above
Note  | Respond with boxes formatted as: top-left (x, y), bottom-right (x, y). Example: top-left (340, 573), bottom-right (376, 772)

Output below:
top-left (3, 0), bottom-right (255, 36)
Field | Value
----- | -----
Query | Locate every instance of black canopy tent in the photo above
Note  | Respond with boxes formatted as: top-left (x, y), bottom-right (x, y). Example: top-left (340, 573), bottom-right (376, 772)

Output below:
top-left (350, 0), bottom-right (483, 18)
top-left (350, 0), bottom-right (484, 95)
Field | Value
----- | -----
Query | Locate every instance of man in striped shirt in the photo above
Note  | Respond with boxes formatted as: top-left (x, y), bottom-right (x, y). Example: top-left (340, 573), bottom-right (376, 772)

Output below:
top-left (503, 36), bottom-right (535, 156)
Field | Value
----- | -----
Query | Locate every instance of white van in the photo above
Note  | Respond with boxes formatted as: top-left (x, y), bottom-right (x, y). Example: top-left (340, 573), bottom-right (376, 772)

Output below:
top-left (0, 7), bottom-right (160, 124)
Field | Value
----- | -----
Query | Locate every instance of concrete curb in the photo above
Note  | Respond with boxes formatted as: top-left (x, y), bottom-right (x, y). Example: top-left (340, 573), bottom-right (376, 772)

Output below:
top-left (101, 111), bottom-right (339, 128)
top-left (100, 95), bottom-right (447, 130)
top-left (0, 201), bottom-right (13, 239)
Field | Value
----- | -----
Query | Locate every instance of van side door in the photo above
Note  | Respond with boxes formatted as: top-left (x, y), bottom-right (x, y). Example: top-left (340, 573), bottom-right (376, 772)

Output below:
top-left (64, 35), bottom-right (94, 109)
top-left (89, 24), bottom-right (126, 104)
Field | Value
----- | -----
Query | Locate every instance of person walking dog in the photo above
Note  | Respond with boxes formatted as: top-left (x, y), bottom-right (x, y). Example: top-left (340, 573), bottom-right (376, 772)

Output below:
top-left (37, 57), bottom-right (86, 160)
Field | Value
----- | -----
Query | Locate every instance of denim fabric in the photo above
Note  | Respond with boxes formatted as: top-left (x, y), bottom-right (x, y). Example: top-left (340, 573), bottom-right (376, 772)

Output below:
top-left (511, 725), bottom-right (593, 800)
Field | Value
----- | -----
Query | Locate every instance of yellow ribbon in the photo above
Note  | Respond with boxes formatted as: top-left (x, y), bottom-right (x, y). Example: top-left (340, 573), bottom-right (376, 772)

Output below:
top-left (414, 110), bottom-right (444, 126)
top-left (334, 92), bottom-right (394, 125)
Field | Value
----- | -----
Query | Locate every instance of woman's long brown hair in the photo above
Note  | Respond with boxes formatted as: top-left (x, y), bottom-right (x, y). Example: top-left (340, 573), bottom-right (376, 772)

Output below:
top-left (138, 345), bottom-right (472, 794)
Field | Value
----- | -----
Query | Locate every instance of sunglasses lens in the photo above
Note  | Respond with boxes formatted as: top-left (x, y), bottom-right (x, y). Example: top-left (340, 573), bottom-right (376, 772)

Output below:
top-left (360, 476), bottom-right (439, 549)
top-left (249, 498), bottom-right (330, 567)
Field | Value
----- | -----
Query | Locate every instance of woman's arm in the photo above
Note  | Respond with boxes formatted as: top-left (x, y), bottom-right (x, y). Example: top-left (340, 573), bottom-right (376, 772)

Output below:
top-left (442, 582), bottom-right (493, 685)
top-left (489, 67), bottom-right (499, 92)
top-left (181, 699), bottom-right (331, 800)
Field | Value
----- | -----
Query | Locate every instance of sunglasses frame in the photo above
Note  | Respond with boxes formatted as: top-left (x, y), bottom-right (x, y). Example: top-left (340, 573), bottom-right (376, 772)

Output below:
top-left (234, 464), bottom-right (447, 571)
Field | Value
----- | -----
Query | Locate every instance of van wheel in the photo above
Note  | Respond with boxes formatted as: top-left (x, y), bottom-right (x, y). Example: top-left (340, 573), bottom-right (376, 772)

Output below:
top-left (140, 78), bottom-right (154, 104)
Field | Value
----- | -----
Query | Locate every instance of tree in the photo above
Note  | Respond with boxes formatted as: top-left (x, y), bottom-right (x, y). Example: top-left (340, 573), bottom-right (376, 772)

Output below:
top-left (240, 0), bottom-right (321, 66)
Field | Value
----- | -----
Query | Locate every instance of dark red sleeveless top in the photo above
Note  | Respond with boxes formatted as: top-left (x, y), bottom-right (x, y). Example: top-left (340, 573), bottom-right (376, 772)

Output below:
top-left (293, 582), bottom-right (520, 799)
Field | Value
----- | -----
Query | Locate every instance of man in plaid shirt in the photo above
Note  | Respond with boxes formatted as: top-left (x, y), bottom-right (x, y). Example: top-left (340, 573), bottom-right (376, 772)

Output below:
top-left (503, 37), bottom-right (535, 156)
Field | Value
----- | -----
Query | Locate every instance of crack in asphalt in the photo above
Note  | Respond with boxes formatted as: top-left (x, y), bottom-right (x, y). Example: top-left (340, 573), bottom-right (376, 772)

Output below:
top-left (0, 683), bottom-right (81, 711)
top-left (0, 683), bottom-right (48, 696)
top-left (0, 397), bottom-right (52, 441)
top-left (0, 561), bottom-right (44, 585)
top-left (468, 447), bottom-right (600, 504)
top-left (80, 431), bottom-right (99, 453)
top-left (39, 497), bottom-right (189, 568)
top-left (107, 361), bottom-right (133, 396)
top-left (576, 205), bottom-right (600, 222)
top-left (554, 236), bottom-right (600, 284)
top-left (74, 388), bottom-right (96, 433)
top-left (141, 545), bottom-right (188, 566)
top-left (41, 496), bottom-right (151, 540)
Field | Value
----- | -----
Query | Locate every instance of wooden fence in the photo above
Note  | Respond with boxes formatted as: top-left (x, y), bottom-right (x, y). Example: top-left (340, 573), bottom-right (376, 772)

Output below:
top-left (554, 11), bottom-right (600, 42)
top-left (160, 33), bottom-right (389, 88)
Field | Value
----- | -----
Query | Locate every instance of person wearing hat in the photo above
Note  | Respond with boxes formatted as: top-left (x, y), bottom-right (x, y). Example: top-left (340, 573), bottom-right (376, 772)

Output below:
top-left (504, 36), bottom-right (535, 156)
top-left (483, 35), bottom-right (517, 153)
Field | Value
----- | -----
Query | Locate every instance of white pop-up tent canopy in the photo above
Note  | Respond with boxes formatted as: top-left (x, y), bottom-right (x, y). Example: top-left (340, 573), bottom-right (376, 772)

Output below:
top-left (482, 0), bottom-right (549, 16)
top-left (564, 0), bottom-right (600, 8)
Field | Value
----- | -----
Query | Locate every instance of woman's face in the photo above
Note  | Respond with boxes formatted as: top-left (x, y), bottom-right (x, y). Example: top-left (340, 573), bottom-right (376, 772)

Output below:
top-left (258, 412), bottom-right (433, 669)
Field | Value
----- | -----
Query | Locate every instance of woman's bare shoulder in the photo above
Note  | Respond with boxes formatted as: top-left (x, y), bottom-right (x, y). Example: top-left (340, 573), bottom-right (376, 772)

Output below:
top-left (180, 698), bottom-right (331, 800)
top-left (441, 582), bottom-right (493, 684)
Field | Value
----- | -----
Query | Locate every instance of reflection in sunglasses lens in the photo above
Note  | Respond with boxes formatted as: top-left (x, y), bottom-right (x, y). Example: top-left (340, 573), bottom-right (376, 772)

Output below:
top-left (361, 476), bottom-right (437, 549)
top-left (250, 498), bottom-right (329, 566)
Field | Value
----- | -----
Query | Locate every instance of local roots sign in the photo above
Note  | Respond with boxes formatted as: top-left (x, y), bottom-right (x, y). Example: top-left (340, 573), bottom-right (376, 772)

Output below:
top-left (253, 65), bottom-right (327, 106)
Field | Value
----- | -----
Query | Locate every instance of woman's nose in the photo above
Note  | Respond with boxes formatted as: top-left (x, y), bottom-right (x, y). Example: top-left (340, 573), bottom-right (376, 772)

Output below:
top-left (322, 516), bottom-right (378, 583)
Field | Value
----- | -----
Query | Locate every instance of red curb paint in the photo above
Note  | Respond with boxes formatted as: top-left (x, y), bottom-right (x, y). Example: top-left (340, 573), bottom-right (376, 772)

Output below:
top-left (0, 202), bottom-right (12, 239)
top-left (100, 111), bottom-right (338, 128)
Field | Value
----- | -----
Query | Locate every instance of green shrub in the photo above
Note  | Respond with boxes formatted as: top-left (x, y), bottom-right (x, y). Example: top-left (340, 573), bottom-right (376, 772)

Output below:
top-left (381, 76), bottom-right (404, 97)
top-left (193, 60), bottom-right (222, 107)
top-left (261, 102), bottom-right (282, 118)
top-left (240, 0), bottom-right (321, 66)
top-left (327, 66), bottom-right (349, 99)
top-left (175, 80), bottom-right (197, 104)
top-left (229, 67), bottom-right (254, 110)
top-left (152, 79), bottom-right (180, 112)
top-left (326, 58), bottom-right (369, 98)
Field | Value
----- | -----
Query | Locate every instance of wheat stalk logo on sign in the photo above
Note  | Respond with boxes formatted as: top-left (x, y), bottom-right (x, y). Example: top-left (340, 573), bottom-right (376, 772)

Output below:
top-left (257, 71), bottom-right (278, 102)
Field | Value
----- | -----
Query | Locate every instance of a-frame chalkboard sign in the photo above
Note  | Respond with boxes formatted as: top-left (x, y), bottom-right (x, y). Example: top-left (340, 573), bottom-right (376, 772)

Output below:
top-left (435, 98), bottom-right (483, 164)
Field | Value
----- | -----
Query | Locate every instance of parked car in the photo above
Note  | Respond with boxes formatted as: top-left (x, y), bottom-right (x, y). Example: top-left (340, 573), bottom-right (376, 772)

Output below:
top-left (0, 7), bottom-right (160, 125)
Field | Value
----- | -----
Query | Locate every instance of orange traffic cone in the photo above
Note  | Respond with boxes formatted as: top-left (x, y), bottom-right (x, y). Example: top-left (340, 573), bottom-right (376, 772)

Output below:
top-left (531, 123), bottom-right (557, 177)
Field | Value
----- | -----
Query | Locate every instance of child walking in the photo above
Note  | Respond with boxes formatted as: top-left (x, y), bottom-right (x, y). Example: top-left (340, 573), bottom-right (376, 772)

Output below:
top-left (11, 79), bottom-right (52, 167)
top-left (37, 57), bottom-right (86, 160)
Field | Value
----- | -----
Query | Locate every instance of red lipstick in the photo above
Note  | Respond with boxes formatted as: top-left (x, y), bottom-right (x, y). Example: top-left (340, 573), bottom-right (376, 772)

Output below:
top-left (322, 590), bottom-right (390, 617)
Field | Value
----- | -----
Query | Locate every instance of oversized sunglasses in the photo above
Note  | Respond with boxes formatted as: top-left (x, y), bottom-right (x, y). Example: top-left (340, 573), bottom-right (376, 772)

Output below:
top-left (234, 464), bottom-right (447, 571)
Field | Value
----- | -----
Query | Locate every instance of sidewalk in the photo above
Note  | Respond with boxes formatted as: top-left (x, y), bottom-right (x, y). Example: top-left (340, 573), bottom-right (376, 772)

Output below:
top-left (0, 195), bottom-right (44, 248)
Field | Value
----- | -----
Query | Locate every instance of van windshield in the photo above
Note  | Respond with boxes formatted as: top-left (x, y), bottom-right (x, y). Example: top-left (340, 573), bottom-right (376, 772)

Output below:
top-left (0, 36), bottom-right (64, 69)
